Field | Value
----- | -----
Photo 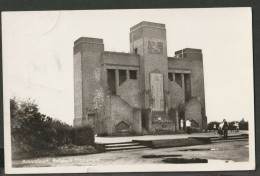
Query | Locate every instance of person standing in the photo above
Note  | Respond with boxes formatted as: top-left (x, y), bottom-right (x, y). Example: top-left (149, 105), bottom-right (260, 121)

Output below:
top-left (186, 120), bottom-right (191, 134)
top-left (213, 124), bottom-right (217, 132)
top-left (180, 119), bottom-right (184, 131)
top-left (218, 122), bottom-right (224, 139)
top-left (235, 122), bottom-right (239, 132)
top-left (223, 119), bottom-right (229, 139)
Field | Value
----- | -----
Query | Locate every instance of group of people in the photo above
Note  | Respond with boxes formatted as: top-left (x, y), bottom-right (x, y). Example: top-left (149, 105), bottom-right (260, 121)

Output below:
top-left (180, 118), bottom-right (237, 139)
top-left (217, 119), bottom-right (229, 139)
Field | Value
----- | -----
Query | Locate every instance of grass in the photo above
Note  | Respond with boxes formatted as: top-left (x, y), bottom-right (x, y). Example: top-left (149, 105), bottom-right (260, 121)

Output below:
top-left (12, 144), bottom-right (100, 160)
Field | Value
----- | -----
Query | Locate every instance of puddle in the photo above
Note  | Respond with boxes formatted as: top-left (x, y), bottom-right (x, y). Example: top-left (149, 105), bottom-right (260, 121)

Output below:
top-left (179, 148), bottom-right (222, 151)
top-left (162, 158), bottom-right (208, 164)
top-left (142, 154), bottom-right (181, 158)
top-left (179, 149), bottom-right (211, 151)
top-left (162, 158), bottom-right (234, 164)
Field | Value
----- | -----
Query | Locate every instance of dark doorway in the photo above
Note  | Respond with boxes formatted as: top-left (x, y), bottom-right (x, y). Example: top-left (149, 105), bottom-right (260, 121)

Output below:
top-left (107, 69), bottom-right (116, 94)
top-left (175, 73), bottom-right (182, 87)
top-left (184, 74), bottom-right (191, 101)
top-left (119, 69), bottom-right (127, 85)
top-left (168, 108), bottom-right (176, 123)
top-left (141, 111), bottom-right (146, 128)
top-left (134, 48), bottom-right (138, 54)
top-left (168, 72), bottom-right (173, 81)
top-left (179, 110), bottom-right (185, 129)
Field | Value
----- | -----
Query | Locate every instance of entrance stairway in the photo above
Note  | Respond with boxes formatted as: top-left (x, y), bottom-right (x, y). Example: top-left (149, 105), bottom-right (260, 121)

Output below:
top-left (96, 134), bottom-right (248, 152)
top-left (104, 142), bottom-right (148, 152)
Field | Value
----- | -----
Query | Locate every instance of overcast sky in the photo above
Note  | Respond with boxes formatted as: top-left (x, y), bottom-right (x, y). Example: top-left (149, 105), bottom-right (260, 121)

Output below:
top-left (2, 8), bottom-right (253, 125)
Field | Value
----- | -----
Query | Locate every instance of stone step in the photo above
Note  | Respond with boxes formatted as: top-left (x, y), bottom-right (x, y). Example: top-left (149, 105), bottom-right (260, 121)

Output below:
top-left (102, 141), bottom-right (133, 145)
top-left (105, 143), bottom-right (141, 148)
top-left (211, 138), bottom-right (248, 143)
top-left (106, 145), bottom-right (148, 152)
top-left (210, 135), bottom-right (248, 139)
top-left (103, 141), bottom-right (149, 152)
top-left (211, 136), bottom-right (248, 141)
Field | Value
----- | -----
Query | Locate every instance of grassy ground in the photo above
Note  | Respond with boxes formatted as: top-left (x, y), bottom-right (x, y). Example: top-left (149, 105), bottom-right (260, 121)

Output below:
top-left (12, 144), bottom-right (99, 160)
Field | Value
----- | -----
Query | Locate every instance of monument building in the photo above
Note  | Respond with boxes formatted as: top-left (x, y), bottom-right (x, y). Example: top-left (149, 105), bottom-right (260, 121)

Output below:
top-left (73, 21), bottom-right (207, 135)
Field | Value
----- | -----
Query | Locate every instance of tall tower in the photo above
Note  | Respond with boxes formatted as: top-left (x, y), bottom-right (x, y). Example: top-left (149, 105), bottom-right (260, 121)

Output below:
top-left (130, 22), bottom-right (169, 113)
top-left (73, 37), bottom-right (104, 127)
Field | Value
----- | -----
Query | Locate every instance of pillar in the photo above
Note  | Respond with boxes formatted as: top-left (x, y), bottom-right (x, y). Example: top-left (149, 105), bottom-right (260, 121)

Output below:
top-left (115, 69), bottom-right (119, 93)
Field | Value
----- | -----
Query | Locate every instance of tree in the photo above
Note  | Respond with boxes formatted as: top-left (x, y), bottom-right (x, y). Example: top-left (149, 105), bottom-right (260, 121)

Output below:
top-left (239, 118), bottom-right (248, 130)
top-left (10, 97), bottom-right (19, 119)
top-left (11, 97), bottom-right (57, 152)
top-left (10, 97), bottom-right (94, 155)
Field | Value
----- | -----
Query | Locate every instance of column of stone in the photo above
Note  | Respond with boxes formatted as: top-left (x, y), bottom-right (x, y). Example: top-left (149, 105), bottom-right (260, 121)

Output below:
top-left (115, 69), bottom-right (119, 94)
top-left (176, 110), bottom-right (179, 131)
top-left (126, 69), bottom-right (130, 80)
top-left (181, 73), bottom-right (185, 103)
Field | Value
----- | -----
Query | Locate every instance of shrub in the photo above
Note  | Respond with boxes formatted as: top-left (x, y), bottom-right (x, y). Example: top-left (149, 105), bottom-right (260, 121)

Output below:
top-left (52, 120), bottom-right (73, 146)
top-left (73, 125), bottom-right (94, 146)
top-left (239, 120), bottom-right (248, 130)
top-left (10, 97), bottom-right (96, 158)
top-left (228, 121), bottom-right (237, 131)
top-left (207, 121), bottom-right (220, 131)
top-left (10, 97), bottom-right (74, 154)
top-left (12, 113), bottom-right (58, 152)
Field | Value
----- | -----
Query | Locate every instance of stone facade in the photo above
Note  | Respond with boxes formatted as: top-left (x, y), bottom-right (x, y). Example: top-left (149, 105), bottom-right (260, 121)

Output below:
top-left (73, 21), bottom-right (207, 135)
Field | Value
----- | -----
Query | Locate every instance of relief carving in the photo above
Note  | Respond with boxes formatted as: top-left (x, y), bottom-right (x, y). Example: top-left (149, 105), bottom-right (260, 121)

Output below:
top-left (148, 41), bottom-right (163, 55)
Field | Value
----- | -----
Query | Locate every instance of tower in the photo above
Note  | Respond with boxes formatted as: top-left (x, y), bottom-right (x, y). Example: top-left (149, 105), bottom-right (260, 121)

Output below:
top-left (130, 21), bottom-right (169, 113)
top-left (73, 37), bottom-right (104, 127)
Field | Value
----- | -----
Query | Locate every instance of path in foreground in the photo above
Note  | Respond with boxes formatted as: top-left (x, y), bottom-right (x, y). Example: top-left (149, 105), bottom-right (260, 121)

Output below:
top-left (13, 140), bottom-right (249, 168)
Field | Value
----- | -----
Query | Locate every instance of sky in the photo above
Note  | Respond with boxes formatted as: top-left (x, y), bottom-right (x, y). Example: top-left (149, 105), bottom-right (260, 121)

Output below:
top-left (2, 8), bottom-right (254, 125)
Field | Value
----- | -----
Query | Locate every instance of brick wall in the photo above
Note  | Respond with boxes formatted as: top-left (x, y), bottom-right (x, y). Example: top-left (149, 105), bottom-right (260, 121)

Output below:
top-left (73, 37), bottom-right (104, 127)
top-left (109, 95), bottom-right (134, 134)
top-left (73, 52), bottom-right (83, 126)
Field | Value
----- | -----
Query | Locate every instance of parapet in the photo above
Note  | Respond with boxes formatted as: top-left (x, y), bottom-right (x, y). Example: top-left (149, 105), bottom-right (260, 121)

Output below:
top-left (101, 51), bottom-right (140, 66)
top-left (174, 48), bottom-right (202, 58)
top-left (74, 37), bottom-right (103, 46)
top-left (130, 21), bottom-right (165, 32)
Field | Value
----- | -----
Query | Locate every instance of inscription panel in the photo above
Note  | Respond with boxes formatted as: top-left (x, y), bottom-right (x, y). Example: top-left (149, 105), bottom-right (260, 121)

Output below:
top-left (150, 73), bottom-right (164, 111)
